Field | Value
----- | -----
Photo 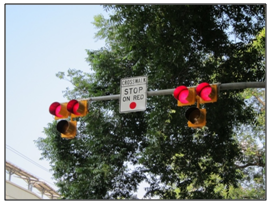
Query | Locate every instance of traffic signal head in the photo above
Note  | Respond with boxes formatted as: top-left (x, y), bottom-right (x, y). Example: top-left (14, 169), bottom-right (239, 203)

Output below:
top-left (57, 120), bottom-right (77, 139)
top-left (174, 86), bottom-right (196, 106)
top-left (49, 99), bottom-right (88, 139)
top-left (67, 100), bottom-right (88, 117)
top-left (185, 107), bottom-right (206, 128)
top-left (49, 102), bottom-right (70, 120)
top-left (196, 82), bottom-right (218, 104)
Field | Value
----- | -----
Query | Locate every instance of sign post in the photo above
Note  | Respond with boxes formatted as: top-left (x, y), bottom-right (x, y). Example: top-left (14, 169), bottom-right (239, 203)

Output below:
top-left (120, 76), bottom-right (148, 113)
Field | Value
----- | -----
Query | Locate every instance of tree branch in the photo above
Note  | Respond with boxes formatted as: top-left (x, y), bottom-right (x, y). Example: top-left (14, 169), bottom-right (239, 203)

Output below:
top-left (235, 162), bottom-right (265, 169)
top-left (253, 93), bottom-right (265, 107)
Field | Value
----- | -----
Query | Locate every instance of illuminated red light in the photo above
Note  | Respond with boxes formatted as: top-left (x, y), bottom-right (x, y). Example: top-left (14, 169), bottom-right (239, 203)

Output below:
top-left (173, 85), bottom-right (189, 104)
top-left (196, 82), bottom-right (212, 101)
top-left (49, 102), bottom-right (63, 117)
top-left (67, 99), bottom-right (81, 115)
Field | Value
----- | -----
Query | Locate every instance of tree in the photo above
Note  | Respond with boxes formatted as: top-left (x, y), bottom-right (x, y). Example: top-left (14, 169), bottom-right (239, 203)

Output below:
top-left (221, 27), bottom-right (266, 199)
top-left (35, 5), bottom-right (265, 199)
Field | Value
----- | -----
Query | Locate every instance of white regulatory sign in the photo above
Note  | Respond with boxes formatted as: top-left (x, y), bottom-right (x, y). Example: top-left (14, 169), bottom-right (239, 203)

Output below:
top-left (120, 76), bottom-right (147, 113)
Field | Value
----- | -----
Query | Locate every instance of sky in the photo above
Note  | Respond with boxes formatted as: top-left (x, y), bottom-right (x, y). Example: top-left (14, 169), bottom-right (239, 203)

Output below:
top-left (3, 1), bottom-right (268, 202)
top-left (4, 3), bottom-right (116, 199)
top-left (3, 3), bottom-right (155, 201)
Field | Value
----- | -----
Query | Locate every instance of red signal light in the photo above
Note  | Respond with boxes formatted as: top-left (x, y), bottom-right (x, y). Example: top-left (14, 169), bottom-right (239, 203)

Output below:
top-left (67, 100), bottom-right (88, 117)
top-left (49, 102), bottom-right (69, 119)
top-left (67, 100), bottom-right (81, 115)
top-left (174, 86), bottom-right (189, 103)
top-left (196, 82), bottom-right (218, 103)
top-left (174, 86), bottom-right (196, 106)
top-left (196, 82), bottom-right (212, 101)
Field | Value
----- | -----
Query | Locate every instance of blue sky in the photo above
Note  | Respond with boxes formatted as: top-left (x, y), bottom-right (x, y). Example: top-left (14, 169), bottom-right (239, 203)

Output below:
top-left (5, 4), bottom-right (113, 198)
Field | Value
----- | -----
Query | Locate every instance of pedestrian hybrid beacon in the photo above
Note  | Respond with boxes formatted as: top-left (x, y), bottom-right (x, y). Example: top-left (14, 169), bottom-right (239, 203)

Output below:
top-left (49, 100), bottom-right (88, 139)
top-left (174, 82), bottom-right (218, 128)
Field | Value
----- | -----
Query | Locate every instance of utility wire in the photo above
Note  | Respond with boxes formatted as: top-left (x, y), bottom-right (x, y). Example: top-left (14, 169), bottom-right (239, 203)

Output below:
top-left (6, 144), bottom-right (50, 173)
top-left (6, 144), bottom-right (58, 189)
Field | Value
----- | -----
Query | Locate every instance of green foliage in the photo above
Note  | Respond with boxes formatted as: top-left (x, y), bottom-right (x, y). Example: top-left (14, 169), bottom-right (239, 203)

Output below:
top-left (229, 88), bottom-right (265, 199)
top-left (36, 5), bottom-right (265, 199)
top-left (251, 28), bottom-right (265, 57)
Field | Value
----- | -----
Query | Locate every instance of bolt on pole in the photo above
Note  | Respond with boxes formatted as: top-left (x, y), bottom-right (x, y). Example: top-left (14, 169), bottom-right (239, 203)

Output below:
top-left (79, 81), bottom-right (265, 102)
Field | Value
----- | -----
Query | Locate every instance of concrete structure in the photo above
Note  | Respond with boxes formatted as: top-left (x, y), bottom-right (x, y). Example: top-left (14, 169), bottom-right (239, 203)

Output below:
top-left (5, 161), bottom-right (60, 200)
top-left (6, 180), bottom-right (41, 199)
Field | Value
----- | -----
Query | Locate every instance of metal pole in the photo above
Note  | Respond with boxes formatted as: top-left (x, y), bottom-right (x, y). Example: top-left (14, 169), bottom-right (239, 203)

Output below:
top-left (147, 89), bottom-right (175, 96)
top-left (80, 82), bottom-right (265, 102)
top-left (84, 94), bottom-right (120, 101)
top-left (219, 82), bottom-right (265, 90)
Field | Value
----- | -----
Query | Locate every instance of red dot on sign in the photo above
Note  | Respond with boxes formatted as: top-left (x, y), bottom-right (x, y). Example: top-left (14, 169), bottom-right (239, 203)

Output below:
top-left (130, 102), bottom-right (137, 109)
